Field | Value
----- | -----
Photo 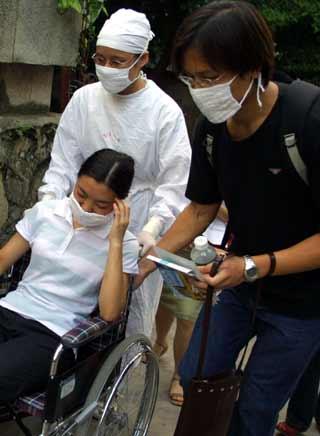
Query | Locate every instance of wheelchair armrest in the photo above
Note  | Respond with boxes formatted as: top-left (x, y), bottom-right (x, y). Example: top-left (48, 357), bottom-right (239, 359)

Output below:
top-left (61, 316), bottom-right (122, 349)
top-left (0, 275), bottom-right (8, 284)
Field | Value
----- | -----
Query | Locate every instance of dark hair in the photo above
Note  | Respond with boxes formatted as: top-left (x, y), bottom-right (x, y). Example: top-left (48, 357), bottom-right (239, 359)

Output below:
top-left (172, 0), bottom-right (275, 86)
top-left (78, 149), bottom-right (135, 199)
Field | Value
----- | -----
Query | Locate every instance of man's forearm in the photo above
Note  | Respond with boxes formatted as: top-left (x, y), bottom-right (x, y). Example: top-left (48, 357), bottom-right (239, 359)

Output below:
top-left (254, 233), bottom-right (320, 277)
top-left (135, 201), bottom-right (221, 289)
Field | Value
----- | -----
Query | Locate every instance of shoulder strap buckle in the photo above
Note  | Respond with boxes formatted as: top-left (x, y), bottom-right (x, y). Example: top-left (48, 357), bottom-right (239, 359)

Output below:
top-left (283, 132), bottom-right (308, 185)
top-left (283, 133), bottom-right (296, 148)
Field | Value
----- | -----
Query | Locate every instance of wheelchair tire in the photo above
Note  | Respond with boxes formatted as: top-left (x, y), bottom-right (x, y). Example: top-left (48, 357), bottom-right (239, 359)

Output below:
top-left (75, 334), bottom-right (159, 436)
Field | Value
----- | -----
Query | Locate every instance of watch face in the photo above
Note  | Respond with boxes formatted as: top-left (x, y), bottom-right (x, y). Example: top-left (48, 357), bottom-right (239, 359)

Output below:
top-left (244, 256), bottom-right (258, 282)
top-left (247, 267), bottom-right (256, 278)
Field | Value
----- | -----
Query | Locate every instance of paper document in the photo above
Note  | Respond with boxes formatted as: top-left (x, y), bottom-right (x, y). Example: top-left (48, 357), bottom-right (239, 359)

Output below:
top-left (147, 247), bottom-right (205, 300)
top-left (152, 247), bottom-right (204, 280)
top-left (203, 218), bottom-right (226, 246)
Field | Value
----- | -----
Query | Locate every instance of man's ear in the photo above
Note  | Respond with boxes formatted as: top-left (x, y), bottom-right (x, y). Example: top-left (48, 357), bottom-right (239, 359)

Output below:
top-left (239, 70), bottom-right (261, 83)
top-left (251, 69), bottom-right (261, 80)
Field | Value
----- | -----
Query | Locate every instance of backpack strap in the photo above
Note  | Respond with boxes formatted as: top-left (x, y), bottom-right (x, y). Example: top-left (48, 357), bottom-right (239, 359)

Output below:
top-left (279, 79), bottom-right (320, 186)
top-left (283, 132), bottom-right (308, 186)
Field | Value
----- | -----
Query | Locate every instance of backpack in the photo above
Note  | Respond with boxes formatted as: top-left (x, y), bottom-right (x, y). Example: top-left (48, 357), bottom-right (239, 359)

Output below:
top-left (196, 79), bottom-right (320, 186)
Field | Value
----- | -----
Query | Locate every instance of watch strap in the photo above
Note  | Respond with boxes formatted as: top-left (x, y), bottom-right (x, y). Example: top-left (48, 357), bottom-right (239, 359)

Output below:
top-left (267, 252), bottom-right (276, 276)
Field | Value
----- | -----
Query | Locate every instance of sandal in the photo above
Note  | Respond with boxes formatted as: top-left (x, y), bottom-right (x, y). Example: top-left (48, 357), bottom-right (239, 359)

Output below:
top-left (153, 342), bottom-right (168, 358)
top-left (276, 422), bottom-right (302, 436)
top-left (169, 376), bottom-right (184, 407)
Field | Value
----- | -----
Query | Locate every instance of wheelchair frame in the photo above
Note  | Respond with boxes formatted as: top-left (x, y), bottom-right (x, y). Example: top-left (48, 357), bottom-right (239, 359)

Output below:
top-left (0, 254), bottom-right (159, 436)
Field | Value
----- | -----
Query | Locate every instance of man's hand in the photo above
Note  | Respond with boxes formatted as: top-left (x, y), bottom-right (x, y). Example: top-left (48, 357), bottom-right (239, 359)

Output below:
top-left (133, 256), bottom-right (157, 289)
top-left (194, 255), bottom-right (245, 290)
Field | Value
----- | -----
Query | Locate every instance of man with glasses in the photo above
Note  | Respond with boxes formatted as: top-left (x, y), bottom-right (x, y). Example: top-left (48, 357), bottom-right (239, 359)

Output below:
top-left (38, 8), bottom-right (191, 339)
top-left (137, 2), bottom-right (320, 436)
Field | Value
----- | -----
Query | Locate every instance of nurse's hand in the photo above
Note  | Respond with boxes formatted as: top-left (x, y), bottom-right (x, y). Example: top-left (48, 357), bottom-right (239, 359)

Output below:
top-left (108, 199), bottom-right (130, 244)
top-left (133, 256), bottom-right (157, 289)
top-left (41, 193), bottom-right (56, 202)
top-left (137, 231), bottom-right (156, 256)
top-left (194, 255), bottom-right (246, 290)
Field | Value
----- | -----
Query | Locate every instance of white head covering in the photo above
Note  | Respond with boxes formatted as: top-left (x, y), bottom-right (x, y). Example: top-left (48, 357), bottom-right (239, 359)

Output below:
top-left (97, 9), bottom-right (155, 54)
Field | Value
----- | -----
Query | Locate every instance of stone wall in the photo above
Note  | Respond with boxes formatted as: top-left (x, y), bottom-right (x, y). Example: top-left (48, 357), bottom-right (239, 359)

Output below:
top-left (0, 0), bottom-right (81, 66)
top-left (0, 64), bottom-right (54, 114)
top-left (0, 0), bottom-right (81, 114)
top-left (0, 114), bottom-right (59, 244)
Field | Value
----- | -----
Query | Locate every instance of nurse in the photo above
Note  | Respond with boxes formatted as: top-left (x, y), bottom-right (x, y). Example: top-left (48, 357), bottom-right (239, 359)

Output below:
top-left (38, 8), bottom-right (191, 338)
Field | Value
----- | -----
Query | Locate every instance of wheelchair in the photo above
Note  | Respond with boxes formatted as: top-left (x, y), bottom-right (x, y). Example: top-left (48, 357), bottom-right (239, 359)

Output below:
top-left (0, 253), bottom-right (159, 436)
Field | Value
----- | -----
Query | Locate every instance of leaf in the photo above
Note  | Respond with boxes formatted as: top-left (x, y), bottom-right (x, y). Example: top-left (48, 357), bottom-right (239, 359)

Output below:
top-left (85, 0), bottom-right (107, 26)
top-left (57, 0), bottom-right (69, 13)
top-left (101, 4), bottom-right (108, 16)
top-left (68, 0), bottom-right (82, 14)
top-left (57, 0), bottom-right (82, 13)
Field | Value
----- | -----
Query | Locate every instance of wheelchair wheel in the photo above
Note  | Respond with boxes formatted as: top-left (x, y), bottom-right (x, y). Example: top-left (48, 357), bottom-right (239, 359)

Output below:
top-left (75, 334), bottom-right (159, 436)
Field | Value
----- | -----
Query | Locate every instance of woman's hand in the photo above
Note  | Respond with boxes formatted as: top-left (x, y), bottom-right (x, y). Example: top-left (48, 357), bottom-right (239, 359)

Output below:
top-left (193, 255), bottom-right (245, 291)
top-left (108, 199), bottom-right (130, 245)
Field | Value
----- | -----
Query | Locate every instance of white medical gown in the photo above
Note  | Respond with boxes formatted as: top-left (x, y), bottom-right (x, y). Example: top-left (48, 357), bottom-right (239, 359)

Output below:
top-left (39, 79), bottom-right (191, 337)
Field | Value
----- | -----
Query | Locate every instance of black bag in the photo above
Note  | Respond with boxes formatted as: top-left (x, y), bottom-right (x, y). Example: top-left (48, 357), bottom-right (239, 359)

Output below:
top-left (173, 289), bottom-right (242, 436)
top-left (174, 259), bottom-right (260, 436)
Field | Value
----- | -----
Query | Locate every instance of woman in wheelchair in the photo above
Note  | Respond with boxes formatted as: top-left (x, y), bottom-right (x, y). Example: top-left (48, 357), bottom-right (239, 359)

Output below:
top-left (0, 148), bottom-right (139, 407)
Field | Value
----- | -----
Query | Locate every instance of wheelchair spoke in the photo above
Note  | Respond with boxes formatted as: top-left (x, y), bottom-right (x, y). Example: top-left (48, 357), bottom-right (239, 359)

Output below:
top-left (74, 335), bottom-right (159, 436)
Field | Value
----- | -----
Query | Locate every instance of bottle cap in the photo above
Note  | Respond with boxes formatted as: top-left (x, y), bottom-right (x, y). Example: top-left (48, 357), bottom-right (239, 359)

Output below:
top-left (194, 236), bottom-right (208, 250)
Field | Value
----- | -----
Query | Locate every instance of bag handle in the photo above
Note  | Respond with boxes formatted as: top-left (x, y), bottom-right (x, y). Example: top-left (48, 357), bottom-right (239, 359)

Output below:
top-left (196, 255), bottom-right (224, 378)
top-left (196, 259), bottom-right (262, 379)
top-left (236, 281), bottom-right (262, 373)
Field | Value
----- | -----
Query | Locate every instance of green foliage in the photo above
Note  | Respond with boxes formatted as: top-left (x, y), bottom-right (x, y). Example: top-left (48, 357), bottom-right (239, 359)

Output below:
top-left (57, 0), bottom-right (82, 14)
top-left (146, 0), bottom-right (320, 83)
top-left (60, 0), bottom-right (320, 84)
top-left (57, 0), bottom-right (107, 27)
top-left (250, 0), bottom-right (320, 83)
top-left (57, 0), bottom-right (107, 84)
top-left (15, 124), bottom-right (34, 136)
top-left (252, 0), bottom-right (320, 32)
top-left (176, 0), bottom-right (320, 32)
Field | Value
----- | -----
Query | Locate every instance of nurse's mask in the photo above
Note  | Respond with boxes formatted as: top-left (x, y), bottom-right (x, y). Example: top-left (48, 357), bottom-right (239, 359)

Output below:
top-left (95, 52), bottom-right (144, 94)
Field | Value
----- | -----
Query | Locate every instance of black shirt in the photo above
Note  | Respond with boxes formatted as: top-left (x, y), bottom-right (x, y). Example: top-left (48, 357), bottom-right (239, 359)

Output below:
top-left (186, 83), bottom-right (320, 318)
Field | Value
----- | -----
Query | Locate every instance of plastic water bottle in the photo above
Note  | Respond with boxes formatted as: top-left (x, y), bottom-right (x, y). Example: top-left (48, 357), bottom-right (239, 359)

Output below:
top-left (190, 236), bottom-right (217, 266)
top-left (190, 236), bottom-right (218, 303)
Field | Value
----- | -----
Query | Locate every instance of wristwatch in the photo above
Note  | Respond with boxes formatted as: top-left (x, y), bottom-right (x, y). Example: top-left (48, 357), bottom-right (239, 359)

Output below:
top-left (243, 255), bottom-right (259, 282)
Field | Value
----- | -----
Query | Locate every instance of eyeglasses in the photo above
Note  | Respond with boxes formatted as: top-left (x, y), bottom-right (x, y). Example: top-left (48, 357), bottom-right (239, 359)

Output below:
top-left (179, 74), bottom-right (223, 88)
top-left (92, 53), bottom-right (137, 68)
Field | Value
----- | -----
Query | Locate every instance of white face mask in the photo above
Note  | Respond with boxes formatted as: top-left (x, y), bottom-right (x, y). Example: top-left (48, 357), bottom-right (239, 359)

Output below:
top-left (189, 73), bottom-right (264, 124)
top-left (96, 52), bottom-right (144, 94)
top-left (69, 192), bottom-right (114, 228)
